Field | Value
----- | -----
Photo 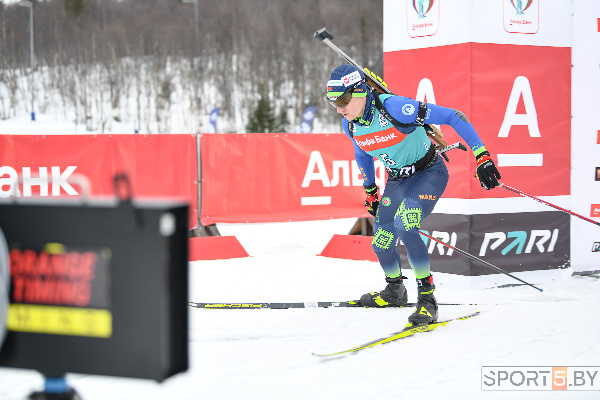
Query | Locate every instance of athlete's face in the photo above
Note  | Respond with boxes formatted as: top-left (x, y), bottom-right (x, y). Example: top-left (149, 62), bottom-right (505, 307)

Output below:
top-left (336, 95), bottom-right (367, 121)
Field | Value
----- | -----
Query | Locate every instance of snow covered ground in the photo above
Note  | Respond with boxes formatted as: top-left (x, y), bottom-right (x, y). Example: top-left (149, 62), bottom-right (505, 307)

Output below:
top-left (0, 113), bottom-right (91, 136)
top-left (0, 218), bottom-right (599, 400)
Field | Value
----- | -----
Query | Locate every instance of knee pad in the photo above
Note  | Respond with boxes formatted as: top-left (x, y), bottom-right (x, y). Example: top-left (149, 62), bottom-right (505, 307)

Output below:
top-left (394, 199), bottom-right (423, 232)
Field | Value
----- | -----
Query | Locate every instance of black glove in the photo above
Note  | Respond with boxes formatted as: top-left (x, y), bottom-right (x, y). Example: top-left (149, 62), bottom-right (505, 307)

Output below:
top-left (475, 151), bottom-right (501, 189)
top-left (364, 184), bottom-right (379, 217)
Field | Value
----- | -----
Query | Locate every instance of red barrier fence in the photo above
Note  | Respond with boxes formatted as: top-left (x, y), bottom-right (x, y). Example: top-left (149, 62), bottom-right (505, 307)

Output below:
top-left (0, 134), bottom-right (198, 229)
top-left (1, 130), bottom-right (569, 229)
top-left (0, 131), bottom-right (572, 269)
top-left (199, 133), bottom-right (372, 225)
top-left (199, 131), bottom-right (570, 225)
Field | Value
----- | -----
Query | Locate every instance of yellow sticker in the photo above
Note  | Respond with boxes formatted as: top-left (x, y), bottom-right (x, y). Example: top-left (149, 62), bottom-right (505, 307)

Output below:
top-left (7, 304), bottom-right (112, 338)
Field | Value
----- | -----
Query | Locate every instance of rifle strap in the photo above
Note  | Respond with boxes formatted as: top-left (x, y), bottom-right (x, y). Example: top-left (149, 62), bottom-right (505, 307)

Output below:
top-left (347, 91), bottom-right (432, 143)
top-left (372, 91), bottom-right (447, 150)
top-left (372, 91), bottom-right (427, 128)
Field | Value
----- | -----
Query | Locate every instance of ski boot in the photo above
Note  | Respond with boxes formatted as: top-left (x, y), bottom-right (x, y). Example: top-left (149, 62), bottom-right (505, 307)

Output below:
top-left (408, 275), bottom-right (438, 325)
top-left (360, 276), bottom-right (408, 307)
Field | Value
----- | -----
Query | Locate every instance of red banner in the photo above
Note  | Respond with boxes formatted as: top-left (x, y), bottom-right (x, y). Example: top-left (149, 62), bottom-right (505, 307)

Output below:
top-left (200, 133), bottom-right (374, 225)
top-left (201, 123), bottom-right (566, 225)
top-left (0, 134), bottom-right (198, 228)
top-left (384, 42), bottom-right (571, 198)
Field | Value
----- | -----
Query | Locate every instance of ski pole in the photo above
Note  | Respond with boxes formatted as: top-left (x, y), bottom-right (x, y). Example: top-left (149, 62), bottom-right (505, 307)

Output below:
top-left (418, 231), bottom-right (543, 292)
top-left (499, 183), bottom-right (600, 228)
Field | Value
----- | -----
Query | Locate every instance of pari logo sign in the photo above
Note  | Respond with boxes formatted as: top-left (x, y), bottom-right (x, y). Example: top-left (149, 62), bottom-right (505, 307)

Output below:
top-left (420, 230), bottom-right (457, 256)
top-left (479, 229), bottom-right (559, 257)
top-left (503, 0), bottom-right (539, 34)
top-left (406, 0), bottom-right (439, 38)
top-left (400, 230), bottom-right (457, 256)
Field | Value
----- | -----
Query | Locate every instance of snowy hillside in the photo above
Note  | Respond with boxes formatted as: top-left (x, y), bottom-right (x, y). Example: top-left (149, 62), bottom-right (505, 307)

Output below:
top-left (0, 0), bottom-right (384, 135)
top-left (0, 63), bottom-right (341, 136)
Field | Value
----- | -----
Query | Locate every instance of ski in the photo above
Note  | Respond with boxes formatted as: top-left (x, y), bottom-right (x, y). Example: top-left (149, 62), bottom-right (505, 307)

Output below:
top-left (312, 311), bottom-right (481, 357)
top-left (188, 301), bottom-right (479, 309)
top-left (189, 301), bottom-right (366, 309)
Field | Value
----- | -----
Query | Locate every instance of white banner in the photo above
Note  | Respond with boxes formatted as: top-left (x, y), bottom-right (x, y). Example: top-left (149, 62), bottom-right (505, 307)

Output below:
top-left (383, 0), bottom-right (586, 274)
top-left (384, 0), bottom-right (572, 51)
top-left (571, 0), bottom-right (600, 271)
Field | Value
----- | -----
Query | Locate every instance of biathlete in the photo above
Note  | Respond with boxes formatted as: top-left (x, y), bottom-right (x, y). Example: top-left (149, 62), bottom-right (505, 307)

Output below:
top-left (325, 64), bottom-right (501, 325)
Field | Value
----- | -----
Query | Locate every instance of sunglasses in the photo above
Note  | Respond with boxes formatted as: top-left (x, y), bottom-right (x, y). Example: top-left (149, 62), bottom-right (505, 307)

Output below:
top-left (326, 79), bottom-right (365, 108)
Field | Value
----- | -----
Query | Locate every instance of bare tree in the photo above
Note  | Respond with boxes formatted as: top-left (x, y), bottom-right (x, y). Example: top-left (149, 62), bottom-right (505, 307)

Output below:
top-left (0, 0), bottom-right (383, 132)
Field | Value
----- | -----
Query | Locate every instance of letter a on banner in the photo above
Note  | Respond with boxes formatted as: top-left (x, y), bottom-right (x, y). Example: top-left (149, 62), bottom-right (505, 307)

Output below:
top-left (301, 151), bottom-right (331, 188)
top-left (415, 78), bottom-right (439, 129)
top-left (498, 76), bottom-right (541, 138)
top-left (415, 78), bottom-right (437, 105)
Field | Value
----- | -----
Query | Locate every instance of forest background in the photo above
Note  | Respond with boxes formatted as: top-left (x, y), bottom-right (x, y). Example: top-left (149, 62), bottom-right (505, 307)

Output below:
top-left (0, 0), bottom-right (384, 134)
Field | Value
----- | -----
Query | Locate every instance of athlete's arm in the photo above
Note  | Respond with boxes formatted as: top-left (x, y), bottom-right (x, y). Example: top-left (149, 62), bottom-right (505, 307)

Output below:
top-left (383, 96), bottom-right (488, 157)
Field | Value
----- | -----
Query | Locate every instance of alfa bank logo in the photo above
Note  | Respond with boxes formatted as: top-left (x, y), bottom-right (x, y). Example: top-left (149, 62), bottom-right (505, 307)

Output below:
top-left (503, 0), bottom-right (539, 34)
top-left (0, 166), bottom-right (81, 198)
top-left (592, 204), bottom-right (600, 218)
top-left (406, 0), bottom-right (439, 38)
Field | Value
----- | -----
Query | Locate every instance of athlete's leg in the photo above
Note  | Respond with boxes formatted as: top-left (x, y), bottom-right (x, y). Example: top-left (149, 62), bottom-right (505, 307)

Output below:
top-left (394, 159), bottom-right (449, 279)
top-left (371, 181), bottom-right (409, 279)
top-left (361, 178), bottom-right (413, 307)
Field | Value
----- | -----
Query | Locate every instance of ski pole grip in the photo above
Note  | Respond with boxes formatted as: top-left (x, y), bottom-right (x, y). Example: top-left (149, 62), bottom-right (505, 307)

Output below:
top-left (314, 27), bottom-right (333, 41)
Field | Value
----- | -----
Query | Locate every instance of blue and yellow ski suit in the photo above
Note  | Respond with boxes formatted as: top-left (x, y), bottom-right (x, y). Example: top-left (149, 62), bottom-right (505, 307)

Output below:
top-left (342, 92), bottom-right (489, 279)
